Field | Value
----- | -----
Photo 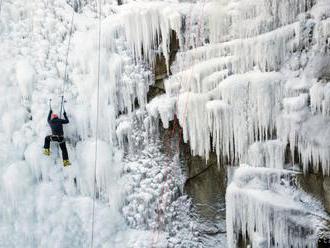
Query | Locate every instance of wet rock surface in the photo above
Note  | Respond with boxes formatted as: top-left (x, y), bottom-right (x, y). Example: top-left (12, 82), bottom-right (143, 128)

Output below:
top-left (183, 153), bottom-right (227, 247)
top-left (297, 173), bottom-right (330, 214)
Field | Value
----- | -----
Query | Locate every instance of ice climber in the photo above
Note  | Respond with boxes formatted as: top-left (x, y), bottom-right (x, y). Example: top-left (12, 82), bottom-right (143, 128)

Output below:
top-left (43, 109), bottom-right (71, 167)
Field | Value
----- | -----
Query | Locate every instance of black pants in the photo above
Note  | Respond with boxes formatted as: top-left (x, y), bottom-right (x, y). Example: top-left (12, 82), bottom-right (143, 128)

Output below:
top-left (44, 135), bottom-right (69, 160)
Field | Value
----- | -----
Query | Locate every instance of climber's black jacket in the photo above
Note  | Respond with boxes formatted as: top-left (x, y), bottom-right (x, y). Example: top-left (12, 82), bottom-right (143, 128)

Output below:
top-left (47, 110), bottom-right (69, 136)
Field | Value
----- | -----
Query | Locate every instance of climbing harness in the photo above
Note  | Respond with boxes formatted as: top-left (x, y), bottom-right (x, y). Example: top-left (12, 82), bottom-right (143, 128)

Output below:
top-left (50, 135), bottom-right (66, 144)
top-left (90, 0), bottom-right (102, 247)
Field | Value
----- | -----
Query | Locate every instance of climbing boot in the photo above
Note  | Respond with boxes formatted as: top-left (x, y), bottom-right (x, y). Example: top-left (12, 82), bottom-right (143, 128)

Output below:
top-left (43, 148), bottom-right (50, 156)
top-left (63, 160), bottom-right (71, 167)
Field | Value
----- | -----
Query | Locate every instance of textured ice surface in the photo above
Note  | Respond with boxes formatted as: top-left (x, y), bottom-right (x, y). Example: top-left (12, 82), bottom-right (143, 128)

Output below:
top-left (148, 0), bottom-right (330, 176)
top-left (0, 0), bottom-right (203, 247)
top-left (226, 166), bottom-right (329, 248)
top-left (1, 0), bottom-right (330, 247)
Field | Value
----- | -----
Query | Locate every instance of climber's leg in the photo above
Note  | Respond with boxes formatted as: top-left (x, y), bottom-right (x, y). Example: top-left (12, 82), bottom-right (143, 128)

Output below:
top-left (43, 136), bottom-right (51, 155)
top-left (59, 139), bottom-right (71, 166)
top-left (44, 135), bottom-right (51, 149)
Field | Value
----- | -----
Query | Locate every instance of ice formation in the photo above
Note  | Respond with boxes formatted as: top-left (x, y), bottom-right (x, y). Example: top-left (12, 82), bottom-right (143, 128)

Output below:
top-left (1, 0), bottom-right (330, 247)
top-left (16, 59), bottom-right (35, 100)
top-left (0, 0), bottom-right (219, 247)
top-left (247, 140), bottom-right (285, 169)
top-left (226, 166), bottom-right (328, 248)
top-left (146, 0), bottom-right (330, 176)
top-left (0, 0), bottom-right (196, 247)
top-left (141, 0), bottom-right (330, 245)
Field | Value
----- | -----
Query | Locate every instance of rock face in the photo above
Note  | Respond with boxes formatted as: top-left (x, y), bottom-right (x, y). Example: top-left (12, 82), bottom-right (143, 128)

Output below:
top-left (185, 154), bottom-right (211, 180)
top-left (297, 174), bottom-right (330, 213)
top-left (148, 30), bottom-right (180, 102)
top-left (184, 148), bottom-right (218, 180)
top-left (185, 157), bottom-right (226, 217)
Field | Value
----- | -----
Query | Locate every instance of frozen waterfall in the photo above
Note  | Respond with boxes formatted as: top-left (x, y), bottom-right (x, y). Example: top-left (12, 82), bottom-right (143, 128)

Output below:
top-left (1, 0), bottom-right (330, 247)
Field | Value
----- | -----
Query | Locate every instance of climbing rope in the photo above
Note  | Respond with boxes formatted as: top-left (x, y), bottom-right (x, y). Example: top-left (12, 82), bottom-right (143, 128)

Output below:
top-left (59, 4), bottom-right (75, 118)
top-left (91, 0), bottom-right (102, 247)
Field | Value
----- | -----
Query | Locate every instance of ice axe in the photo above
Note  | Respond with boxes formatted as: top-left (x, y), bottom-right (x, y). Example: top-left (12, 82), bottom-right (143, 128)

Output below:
top-left (59, 96), bottom-right (67, 118)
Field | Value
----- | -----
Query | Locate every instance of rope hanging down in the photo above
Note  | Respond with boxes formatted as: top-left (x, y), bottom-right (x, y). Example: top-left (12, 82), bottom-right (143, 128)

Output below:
top-left (60, 5), bottom-right (75, 118)
top-left (91, 0), bottom-right (102, 247)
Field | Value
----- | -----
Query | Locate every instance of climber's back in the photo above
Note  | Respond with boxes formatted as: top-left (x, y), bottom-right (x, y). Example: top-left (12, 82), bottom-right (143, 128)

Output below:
top-left (48, 111), bottom-right (69, 136)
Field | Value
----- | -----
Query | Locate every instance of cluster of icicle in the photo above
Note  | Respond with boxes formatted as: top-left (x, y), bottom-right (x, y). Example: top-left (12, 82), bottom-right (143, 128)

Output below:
top-left (140, 1), bottom-right (330, 247)
top-left (3, 0), bottom-right (329, 246)
top-left (147, 0), bottom-right (330, 176)
top-left (226, 166), bottom-right (326, 248)
top-left (1, 0), bottom-right (187, 225)
top-left (67, 2), bottom-right (188, 201)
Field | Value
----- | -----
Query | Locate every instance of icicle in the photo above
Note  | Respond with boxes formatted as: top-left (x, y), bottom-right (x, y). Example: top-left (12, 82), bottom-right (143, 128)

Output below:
top-left (227, 166), bottom-right (325, 248)
top-left (146, 95), bottom-right (176, 129)
top-left (247, 140), bottom-right (285, 169)
top-left (2, 161), bottom-right (33, 206)
top-left (166, 57), bottom-right (232, 94)
top-left (177, 92), bottom-right (210, 160)
top-left (206, 100), bottom-right (231, 163)
top-left (116, 118), bottom-right (132, 149)
top-left (15, 59), bottom-right (35, 100)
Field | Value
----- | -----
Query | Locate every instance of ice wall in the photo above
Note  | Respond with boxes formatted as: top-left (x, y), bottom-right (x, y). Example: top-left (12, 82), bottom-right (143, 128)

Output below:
top-left (0, 0), bottom-right (195, 246)
top-left (65, 1), bottom-right (189, 201)
top-left (1, 0), bottom-right (330, 246)
top-left (148, 0), bottom-right (330, 175)
top-left (139, 2), bottom-right (330, 245)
